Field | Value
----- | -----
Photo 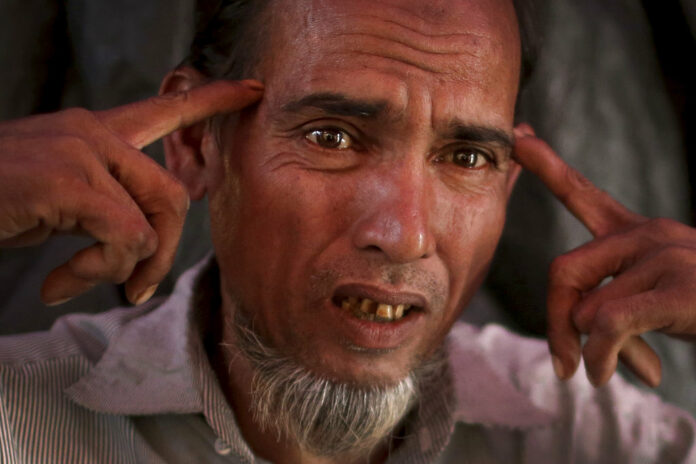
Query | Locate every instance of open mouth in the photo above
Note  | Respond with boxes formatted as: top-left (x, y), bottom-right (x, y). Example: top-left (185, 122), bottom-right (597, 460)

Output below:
top-left (332, 296), bottom-right (419, 322)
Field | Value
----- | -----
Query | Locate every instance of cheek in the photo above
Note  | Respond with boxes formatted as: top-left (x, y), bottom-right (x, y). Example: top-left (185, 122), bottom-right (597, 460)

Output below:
top-left (442, 178), bottom-right (507, 248)
top-left (436, 181), bottom-right (508, 297)
top-left (228, 168), bottom-right (349, 298)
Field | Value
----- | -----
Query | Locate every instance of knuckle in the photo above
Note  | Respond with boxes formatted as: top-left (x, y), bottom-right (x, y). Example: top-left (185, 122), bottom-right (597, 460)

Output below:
top-left (654, 243), bottom-right (693, 265)
top-left (113, 263), bottom-right (134, 284)
top-left (121, 219), bottom-right (158, 257)
top-left (548, 255), bottom-right (574, 286)
top-left (565, 166), bottom-right (594, 192)
top-left (45, 166), bottom-right (91, 200)
top-left (105, 256), bottom-right (132, 284)
top-left (646, 217), bottom-right (676, 236)
top-left (558, 166), bottom-right (596, 204)
top-left (139, 227), bottom-right (159, 257)
top-left (639, 217), bottom-right (695, 248)
top-left (114, 263), bottom-right (135, 284)
top-left (60, 107), bottom-right (98, 128)
top-left (571, 303), bottom-right (592, 332)
top-left (53, 134), bottom-right (92, 156)
top-left (593, 303), bottom-right (627, 337)
top-left (156, 90), bottom-right (190, 107)
top-left (147, 170), bottom-right (189, 218)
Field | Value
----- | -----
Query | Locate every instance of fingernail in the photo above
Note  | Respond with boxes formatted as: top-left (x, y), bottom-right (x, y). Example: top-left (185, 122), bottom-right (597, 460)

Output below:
top-left (240, 79), bottom-right (264, 91)
top-left (587, 371), bottom-right (601, 388)
top-left (519, 123), bottom-right (535, 136)
top-left (552, 355), bottom-right (565, 380)
top-left (133, 284), bottom-right (158, 306)
top-left (46, 297), bottom-right (73, 307)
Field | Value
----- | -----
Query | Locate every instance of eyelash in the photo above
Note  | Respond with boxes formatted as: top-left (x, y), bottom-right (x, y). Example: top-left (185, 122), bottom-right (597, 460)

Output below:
top-left (302, 126), bottom-right (499, 170)
top-left (433, 147), bottom-right (498, 170)
top-left (303, 126), bottom-right (360, 151)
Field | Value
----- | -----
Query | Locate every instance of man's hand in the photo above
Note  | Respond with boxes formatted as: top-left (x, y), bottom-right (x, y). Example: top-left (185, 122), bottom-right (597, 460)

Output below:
top-left (0, 79), bottom-right (263, 306)
top-left (514, 124), bottom-right (696, 388)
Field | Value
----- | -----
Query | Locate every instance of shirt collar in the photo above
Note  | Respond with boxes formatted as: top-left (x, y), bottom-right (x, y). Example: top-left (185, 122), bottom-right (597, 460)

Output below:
top-left (65, 255), bottom-right (552, 437)
top-left (65, 257), bottom-right (209, 415)
top-left (66, 255), bottom-right (257, 461)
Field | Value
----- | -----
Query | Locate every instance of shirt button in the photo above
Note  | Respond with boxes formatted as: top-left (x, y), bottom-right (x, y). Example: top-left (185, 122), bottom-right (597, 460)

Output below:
top-left (214, 437), bottom-right (232, 456)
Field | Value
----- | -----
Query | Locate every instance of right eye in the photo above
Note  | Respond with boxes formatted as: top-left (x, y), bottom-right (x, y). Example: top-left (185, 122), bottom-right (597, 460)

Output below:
top-left (305, 129), bottom-right (353, 150)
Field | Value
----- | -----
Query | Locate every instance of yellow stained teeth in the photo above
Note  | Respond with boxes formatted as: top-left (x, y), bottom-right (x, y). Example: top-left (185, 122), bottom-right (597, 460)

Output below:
top-left (340, 297), bottom-right (412, 321)
top-left (376, 304), bottom-right (394, 319)
top-left (394, 304), bottom-right (405, 318)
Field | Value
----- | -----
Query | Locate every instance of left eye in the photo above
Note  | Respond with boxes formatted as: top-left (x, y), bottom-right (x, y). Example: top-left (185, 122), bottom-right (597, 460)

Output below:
top-left (451, 149), bottom-right (490, 169)
top-left (305, 129), bottom-right (352, 150)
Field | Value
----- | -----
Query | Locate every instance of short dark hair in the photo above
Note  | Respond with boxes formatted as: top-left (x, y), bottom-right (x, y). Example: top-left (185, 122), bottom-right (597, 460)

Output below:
top-left (185, 0), bottom-right (271, 80)
top-left (513, 0), bottom-right (541, 96)
top-left (187, 0), bottom-right (540, 98)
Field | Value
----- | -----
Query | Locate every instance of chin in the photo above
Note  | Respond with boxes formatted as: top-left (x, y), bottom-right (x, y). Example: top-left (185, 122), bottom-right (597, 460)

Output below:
top-left (298, 343), bottom-right (423, 389)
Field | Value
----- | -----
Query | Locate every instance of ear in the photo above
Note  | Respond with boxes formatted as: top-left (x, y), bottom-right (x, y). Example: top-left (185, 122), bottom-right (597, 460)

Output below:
top-left (160, 67), bottom-right (221, 200)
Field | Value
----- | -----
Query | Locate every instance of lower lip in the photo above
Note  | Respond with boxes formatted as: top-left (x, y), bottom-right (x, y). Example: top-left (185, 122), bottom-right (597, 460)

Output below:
top-left (326, 300), bottom-right (425, 350)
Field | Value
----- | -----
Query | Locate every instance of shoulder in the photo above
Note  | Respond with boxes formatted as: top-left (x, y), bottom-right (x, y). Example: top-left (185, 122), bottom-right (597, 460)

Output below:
top-left (0, 299), bottom-right (161, 371)
top-left (446, 321), bottom-right (696, 462)
top-left (447, 322), bottom-right (549, 388)
top-left (0, 298), bottom-right (164, 439)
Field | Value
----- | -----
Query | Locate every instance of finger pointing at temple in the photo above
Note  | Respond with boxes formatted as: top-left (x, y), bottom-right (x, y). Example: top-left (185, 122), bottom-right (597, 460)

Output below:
top-left (512, 124), bottom-right (644, 237)
top-left (1, 79), bottom-right (264, 307)
top-left (96, 79), bottom-right (265, 150)
top-left (511, 124), bottom-right (664, 388)
top-left (95, 79), bottom-right (265, 304)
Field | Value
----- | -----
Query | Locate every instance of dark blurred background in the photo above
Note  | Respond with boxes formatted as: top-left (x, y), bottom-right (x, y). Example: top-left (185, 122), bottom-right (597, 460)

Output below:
top-left (0, 0), bottom-right (695, 412)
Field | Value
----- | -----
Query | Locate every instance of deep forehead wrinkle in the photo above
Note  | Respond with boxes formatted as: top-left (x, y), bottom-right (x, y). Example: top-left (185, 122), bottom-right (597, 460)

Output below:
top-left (320, 13), bottom-right (500, 80)
top-left (338, 13), bottom-right (494, 42)
top-left (281, 92), bottom-right (391, 119)
top-left (330, 14), bottom-right (497, 57)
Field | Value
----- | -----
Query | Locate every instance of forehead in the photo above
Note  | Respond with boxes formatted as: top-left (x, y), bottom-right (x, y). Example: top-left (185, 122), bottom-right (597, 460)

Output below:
top-left (259, 0), bottom-right (520, 126)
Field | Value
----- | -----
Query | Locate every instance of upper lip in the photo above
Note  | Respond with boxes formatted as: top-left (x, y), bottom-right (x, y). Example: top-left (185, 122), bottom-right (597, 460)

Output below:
top-left (332, 283), bottom-right (428, 312)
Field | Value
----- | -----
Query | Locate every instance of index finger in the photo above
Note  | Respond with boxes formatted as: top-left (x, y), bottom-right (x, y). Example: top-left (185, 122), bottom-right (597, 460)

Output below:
top-left (513, 125), bottom-right (643, 237)
top-left (95, 79), bottom-right (264, 150)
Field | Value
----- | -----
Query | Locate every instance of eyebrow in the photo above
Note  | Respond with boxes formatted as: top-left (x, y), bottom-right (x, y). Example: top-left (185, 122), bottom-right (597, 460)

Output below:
top-left (445, 122), bottom-right (514, 150)
top-left (281, 92), bottom-right (513, 154)
top-left (281, 92), bottom-right (389, 119)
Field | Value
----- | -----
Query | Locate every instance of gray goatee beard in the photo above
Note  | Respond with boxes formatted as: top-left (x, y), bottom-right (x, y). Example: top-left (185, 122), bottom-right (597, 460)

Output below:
top-left (229, 309), bottom-right (443, 460)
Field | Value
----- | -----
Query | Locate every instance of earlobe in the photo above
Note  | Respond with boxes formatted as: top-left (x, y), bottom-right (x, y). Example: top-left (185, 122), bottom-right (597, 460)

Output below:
top-left (160, 67), bottom-right (217, 201)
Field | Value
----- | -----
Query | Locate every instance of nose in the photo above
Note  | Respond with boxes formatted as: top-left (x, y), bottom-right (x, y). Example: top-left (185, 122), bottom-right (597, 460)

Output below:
top-left (352, 165), bottom-right (436, 263)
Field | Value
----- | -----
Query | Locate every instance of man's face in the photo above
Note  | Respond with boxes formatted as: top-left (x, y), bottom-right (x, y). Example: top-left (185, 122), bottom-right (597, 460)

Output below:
top-left (208, 0), bottom-right (521, 387)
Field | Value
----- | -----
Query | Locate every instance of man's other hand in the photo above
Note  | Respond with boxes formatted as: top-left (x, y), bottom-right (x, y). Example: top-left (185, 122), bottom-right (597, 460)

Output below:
top-left (0, 80), bottom-right (263, 306)
top-left (514, 123), bottom-right (696, 389)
